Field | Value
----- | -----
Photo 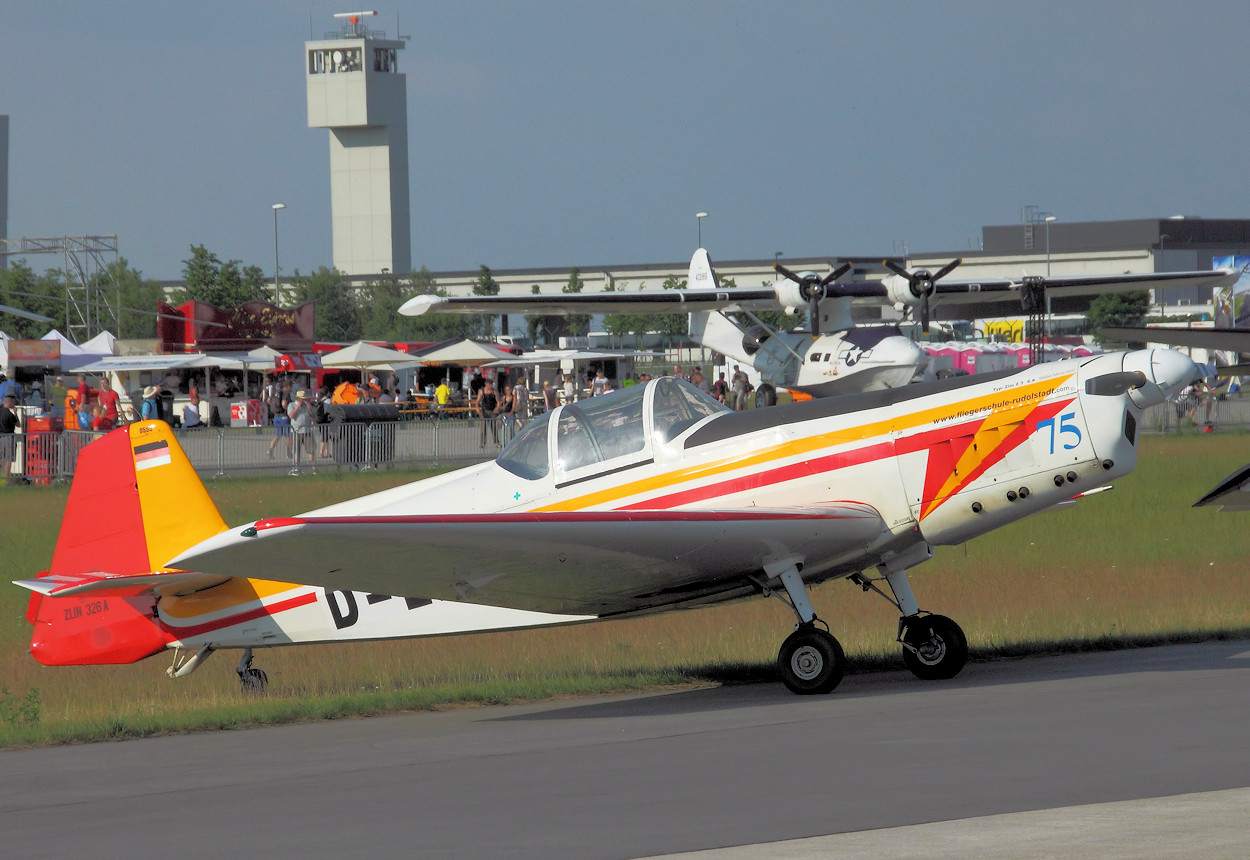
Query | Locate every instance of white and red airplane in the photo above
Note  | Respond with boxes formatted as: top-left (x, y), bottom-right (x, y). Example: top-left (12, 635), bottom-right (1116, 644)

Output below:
top-left (401, 250), bottom-right (1237, 404)
top-left (16, 346), bottom-right (1194, 694)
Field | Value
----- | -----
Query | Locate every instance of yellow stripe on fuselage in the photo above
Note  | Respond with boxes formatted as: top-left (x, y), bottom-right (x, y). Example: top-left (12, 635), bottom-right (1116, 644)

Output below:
top-left (535, 372), bottom-right (1073, 512)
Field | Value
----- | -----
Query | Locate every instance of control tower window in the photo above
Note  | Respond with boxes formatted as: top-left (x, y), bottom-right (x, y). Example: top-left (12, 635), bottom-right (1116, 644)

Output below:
top-left (374, 48), bottom-right (398, 72)
top-left (308, 47), bottom-right (363, 74)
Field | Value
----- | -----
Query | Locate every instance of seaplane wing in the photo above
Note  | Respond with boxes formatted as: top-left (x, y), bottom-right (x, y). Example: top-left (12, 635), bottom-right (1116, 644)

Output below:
top-left (401, 250), bottom-right (1239, 320)
top-left (166, 506), bottom-right (885, 617)
top-left (923, 268), bottom-right (1240, 305)
top-left (1099, 326), bottom-right (1250, 352)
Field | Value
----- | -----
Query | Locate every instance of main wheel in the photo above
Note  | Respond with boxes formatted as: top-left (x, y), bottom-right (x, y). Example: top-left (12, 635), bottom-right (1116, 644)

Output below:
top-left (754, 383), bottom-right (777, 409)
top-left (777, 626), bottom-right (845, 695)
top-left (239, 667), bottom-right (269, 693)
top-left (901, 614), bottom-right (968, 681)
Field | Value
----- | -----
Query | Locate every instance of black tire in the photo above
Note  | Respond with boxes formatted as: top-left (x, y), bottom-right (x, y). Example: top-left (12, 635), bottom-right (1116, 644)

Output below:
top-left (755, 383), bottom-right (777, 409)
top-left (239, 667), bottom-right (269, 693)
top-left (777, 626), bottom-right (846, 695)
top-left (901, 614), bottom-right (968, 681)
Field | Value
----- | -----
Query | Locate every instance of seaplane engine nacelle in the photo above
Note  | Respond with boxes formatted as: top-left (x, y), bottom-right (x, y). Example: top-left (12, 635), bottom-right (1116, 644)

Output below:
top-left (772, 278), bottom-right (811, 311)
top-left (882, 273), bottom-right (927, 308)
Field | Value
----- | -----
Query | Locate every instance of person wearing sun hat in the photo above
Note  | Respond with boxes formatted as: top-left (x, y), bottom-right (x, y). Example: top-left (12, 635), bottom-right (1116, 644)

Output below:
top-left (140, 385), bottom-right (161, 421)
top-left (287, 389), bottom-right (316, 472)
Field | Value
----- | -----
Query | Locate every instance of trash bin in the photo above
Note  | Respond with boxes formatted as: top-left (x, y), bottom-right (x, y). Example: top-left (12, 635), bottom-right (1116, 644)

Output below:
top-left (231, 399), bottom-right (264, 428)
top-left (23, 414), bottom-right (62, 485)
top-left (328, 403), bottom-right (399, 466)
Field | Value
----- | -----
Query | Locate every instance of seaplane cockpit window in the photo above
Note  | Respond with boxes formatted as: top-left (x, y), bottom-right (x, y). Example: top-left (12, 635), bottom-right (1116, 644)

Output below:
top-left (651, 377), bottom-right (731, 444)
top-left (556, 384), bottom-right (647, 473)
top-left (497, 411), bottom-right (553, 480)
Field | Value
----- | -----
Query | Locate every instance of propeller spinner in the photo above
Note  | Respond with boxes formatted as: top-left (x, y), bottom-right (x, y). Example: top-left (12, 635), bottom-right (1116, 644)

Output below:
top-left (774, 261), bottom-right (853, 335)
top-left (882, 258), bottom-right (962, 336)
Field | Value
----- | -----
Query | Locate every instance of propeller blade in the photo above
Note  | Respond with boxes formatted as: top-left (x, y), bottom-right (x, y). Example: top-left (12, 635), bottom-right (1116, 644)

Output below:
top-left (810, 293), bottom-right (822, 336)
top-left (822, 262), bottom-right (852, 286)
top-left (921, 294), bottom-right (930, 336)
top-left (774, 263), bottom-right (803, 283)
top-left (881, 259), bottom-right (910, 280)
top-left (931, 257), bottom-right (963, 282)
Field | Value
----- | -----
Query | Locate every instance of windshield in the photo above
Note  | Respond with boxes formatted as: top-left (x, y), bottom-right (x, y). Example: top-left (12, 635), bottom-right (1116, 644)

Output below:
top-left (651, 377), bottom-right (729, 443)
top-left (497, 410), bottom-right (553, 479)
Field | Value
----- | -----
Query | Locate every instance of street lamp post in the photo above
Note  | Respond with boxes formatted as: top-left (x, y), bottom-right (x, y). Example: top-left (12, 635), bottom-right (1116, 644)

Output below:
top-left (1044, 214), bottom-right (1057, 277)
top-left (272, 203), bottom-right (286, 306)
top-left (696, 212), bottom-right (708, 248)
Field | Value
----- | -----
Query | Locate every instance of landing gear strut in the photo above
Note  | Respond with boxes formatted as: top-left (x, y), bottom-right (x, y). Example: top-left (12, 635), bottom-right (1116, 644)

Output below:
top-left (850, 543), bottom-right (969, 682)
top-left (758, 557), bottom-right (847, 695)
top-left (236, 648), bottom-right (269, 693)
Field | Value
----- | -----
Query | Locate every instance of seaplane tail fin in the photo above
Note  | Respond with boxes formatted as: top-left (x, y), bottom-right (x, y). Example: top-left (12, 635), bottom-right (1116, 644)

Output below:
top-left (21, 421), bottom-right (228, 665)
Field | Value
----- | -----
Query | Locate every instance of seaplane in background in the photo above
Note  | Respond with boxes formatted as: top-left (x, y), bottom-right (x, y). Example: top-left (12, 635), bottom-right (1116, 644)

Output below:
top-left (401, 250), bottom-right (1237, 404)
top-left (16, 345), bottom-right (1196, 694)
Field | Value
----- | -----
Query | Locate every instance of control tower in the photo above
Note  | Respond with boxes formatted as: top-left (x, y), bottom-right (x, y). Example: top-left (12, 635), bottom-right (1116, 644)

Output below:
top-left (306, 11), bottom-right (410, 276)
top-left (1, 115), bottom-right (8, 269)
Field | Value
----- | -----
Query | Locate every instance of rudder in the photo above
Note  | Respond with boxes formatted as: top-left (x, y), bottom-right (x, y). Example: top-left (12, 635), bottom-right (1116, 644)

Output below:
top-left (26, 422), bottom-right (228, 665)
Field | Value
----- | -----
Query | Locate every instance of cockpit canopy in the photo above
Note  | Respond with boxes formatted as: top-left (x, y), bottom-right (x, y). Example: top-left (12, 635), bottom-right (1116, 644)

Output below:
top-left (498, 377), bottom-right (730, 481)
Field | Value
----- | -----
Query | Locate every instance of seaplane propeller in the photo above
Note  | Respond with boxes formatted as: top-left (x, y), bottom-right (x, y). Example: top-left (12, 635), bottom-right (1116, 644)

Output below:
top-left (775, 261), bottom-right (853, 335)
top-left (882, 258), bottom-right (962, 336)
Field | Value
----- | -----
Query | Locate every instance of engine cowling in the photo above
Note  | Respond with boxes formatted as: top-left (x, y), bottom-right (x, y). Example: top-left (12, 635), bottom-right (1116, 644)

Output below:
top-left (772, 277), bottom-right (810, 311)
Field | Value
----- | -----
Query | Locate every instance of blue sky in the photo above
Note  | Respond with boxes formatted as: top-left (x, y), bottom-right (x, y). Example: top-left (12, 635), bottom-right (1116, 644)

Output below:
top-left (3, 1), bottom-right (1248, 280)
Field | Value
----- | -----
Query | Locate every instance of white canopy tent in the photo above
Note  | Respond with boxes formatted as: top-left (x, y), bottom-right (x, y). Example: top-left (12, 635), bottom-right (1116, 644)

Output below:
top-left (320, 341), bottom-right (419, 372)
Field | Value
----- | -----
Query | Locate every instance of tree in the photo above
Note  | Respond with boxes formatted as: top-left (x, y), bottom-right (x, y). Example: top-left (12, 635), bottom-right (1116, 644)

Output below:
top-left (0, 262), bottom-right (63, 338)
top-left (656, 275), bottom-right (688, 346)
top-left (1087, 290), bottom-right (1150, 344)
top-left (177, 245), bottom-right (273, 307)
top-left (561, 267), bottom-right (592, 338)
top-left (105, 258), bottom-right (165, 339)
top-left (290, 266), bottom-right (361, 341)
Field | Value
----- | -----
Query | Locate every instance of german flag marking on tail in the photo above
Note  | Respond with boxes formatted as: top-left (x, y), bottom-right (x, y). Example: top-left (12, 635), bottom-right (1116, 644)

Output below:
top-left (134, 439), bottom-right (172, 471)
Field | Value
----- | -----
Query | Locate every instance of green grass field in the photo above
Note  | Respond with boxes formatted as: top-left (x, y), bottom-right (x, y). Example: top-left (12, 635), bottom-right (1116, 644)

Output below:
top-left (3, 434), bottom-right (1249, 747)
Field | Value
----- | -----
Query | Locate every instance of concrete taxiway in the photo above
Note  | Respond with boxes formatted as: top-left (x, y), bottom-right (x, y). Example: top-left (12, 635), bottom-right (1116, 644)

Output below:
top-left (2, 640), bottom-right (1248, 859)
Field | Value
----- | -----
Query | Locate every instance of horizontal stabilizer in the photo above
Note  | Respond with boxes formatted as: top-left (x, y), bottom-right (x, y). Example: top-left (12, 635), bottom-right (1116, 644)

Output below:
top-left (14, 570), bottom-right (227, 599)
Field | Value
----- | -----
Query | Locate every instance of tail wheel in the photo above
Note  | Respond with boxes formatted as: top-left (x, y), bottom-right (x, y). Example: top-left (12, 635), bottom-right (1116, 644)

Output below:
top-left (901, 614), bottom-right (968, 680)
top-left (777, 625), bottom-right (846, 695)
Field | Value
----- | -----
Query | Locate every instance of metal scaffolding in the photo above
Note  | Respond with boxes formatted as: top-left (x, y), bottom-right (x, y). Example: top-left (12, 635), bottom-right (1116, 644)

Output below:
top-left (0, 235), bottom-right (120, 341)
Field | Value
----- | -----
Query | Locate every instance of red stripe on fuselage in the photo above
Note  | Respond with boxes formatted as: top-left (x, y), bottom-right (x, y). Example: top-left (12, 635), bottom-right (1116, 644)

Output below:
top-left (160, 591), bottom-right (318, 639)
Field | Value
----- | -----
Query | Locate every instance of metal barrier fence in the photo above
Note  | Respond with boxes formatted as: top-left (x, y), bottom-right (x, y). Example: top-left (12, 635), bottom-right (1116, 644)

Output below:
top-left (8, 418), bottom-right (507, 483)
top-left (7, 397), bottom-right (1250, 484)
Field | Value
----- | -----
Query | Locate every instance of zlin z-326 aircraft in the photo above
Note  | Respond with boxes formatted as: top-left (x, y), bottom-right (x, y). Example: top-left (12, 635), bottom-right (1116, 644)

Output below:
top-left (17, 348), bottom-right (1193, 694)
top-left (401, 250), bottom-right (1236, 403)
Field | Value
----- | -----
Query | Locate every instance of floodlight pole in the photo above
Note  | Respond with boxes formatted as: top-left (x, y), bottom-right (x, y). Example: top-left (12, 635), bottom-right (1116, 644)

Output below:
top-left (272, 203), bottom-right (286, 306)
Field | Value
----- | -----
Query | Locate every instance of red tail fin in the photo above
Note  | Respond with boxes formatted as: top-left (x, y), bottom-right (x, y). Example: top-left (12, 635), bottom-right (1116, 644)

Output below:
top-left (26, 422), bottom-right (227, 665)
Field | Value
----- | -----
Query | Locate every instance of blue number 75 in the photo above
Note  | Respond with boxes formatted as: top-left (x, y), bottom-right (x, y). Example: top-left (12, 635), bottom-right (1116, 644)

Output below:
top-left (1037, 412), bottom-right (1082, 454)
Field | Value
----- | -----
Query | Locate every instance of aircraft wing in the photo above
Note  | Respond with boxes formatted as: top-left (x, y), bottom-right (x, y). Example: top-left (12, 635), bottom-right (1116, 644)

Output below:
top-left (1193, 465), bottom-right (1250, 511)
top-left (167, 506), bottom-right (887, 617)
top-left (400, 287), bottom-right (787, 317)
top-left (402, 269), bottom-right (1238, 318)
top-left (926, 268), bottom-right (1241, 305)
top-left (1099, 326), bottom-right (1250, 352)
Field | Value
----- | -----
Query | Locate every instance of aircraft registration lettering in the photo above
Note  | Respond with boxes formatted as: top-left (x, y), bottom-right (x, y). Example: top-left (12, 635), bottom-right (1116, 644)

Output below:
top-left (324, 589), bottom-right (434, 630)
top-left (63, 598), bottom-right (109, 620)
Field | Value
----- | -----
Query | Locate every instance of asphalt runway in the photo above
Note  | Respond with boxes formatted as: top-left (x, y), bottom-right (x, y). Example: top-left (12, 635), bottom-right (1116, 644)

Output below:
top-left (2, 640), bottom-right (1249, 859)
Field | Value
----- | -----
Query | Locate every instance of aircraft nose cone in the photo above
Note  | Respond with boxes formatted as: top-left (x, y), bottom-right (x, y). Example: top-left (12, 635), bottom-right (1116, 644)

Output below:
top-left (1126, 348), bottom-right (1197, 409)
